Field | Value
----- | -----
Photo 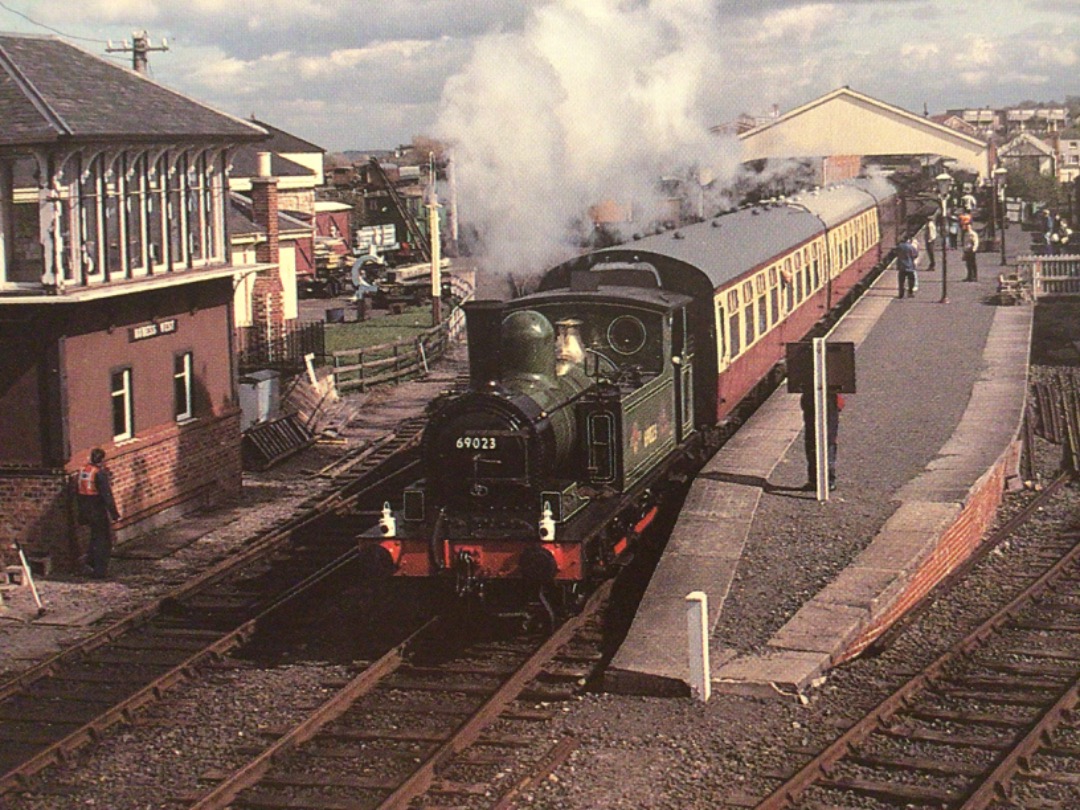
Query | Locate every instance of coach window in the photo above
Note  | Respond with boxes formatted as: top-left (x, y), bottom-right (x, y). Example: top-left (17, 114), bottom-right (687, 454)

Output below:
top-left (728, 289), bottom-right (741, 358)
top-left (782, 259), bottom-right (794, 310)
top-left (715, 301), bottom-right (727, 362)
top-left (742, 281), bottom-right (755, 346)
top-left (756, 273), bottom-right (768, 333)
top-left (174, 352), bottom-right (194, 421)
top-left (768, 267), bottom-right (779, 324)
top-left (111, 367), bottom-right (134, 441)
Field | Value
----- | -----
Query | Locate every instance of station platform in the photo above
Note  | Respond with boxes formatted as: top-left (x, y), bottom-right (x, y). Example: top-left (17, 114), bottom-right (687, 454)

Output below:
top-left (607, 233), bottom-right (1033, 698)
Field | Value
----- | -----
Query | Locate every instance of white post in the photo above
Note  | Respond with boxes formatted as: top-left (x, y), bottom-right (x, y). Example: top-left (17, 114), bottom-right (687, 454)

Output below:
top-left (685, 591), bottom-right (711, 702)
top-left (812, 337), bottom-right (829, 502)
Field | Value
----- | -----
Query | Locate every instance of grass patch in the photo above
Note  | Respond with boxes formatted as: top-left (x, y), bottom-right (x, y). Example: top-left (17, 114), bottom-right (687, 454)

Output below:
top-left (325, 306), bottom-right (436, 354)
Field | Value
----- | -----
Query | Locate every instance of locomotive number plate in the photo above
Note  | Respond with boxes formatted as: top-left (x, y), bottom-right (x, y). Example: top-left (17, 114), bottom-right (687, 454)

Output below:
top-left (456, 436), bottom-right (498, 450)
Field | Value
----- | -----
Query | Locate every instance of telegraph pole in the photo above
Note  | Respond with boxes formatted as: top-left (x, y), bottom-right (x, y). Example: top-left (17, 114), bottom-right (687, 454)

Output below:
top-left (107, 30), bottom-right (169, 74)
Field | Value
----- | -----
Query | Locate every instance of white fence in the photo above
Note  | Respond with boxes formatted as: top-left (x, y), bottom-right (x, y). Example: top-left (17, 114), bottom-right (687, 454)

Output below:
top-left (1014, 254), bottom-right (1080, 299)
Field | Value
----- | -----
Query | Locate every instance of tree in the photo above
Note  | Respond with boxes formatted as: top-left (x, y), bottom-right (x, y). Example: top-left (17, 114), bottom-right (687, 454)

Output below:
top-left (1004, 164), bottom-right (1069, 211)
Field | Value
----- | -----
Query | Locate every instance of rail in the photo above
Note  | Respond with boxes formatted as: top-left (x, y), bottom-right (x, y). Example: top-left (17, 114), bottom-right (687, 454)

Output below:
top-left (1015, 253), bottom-right (1080, 299)
top-left (331, 274), bottom-right (472, 393)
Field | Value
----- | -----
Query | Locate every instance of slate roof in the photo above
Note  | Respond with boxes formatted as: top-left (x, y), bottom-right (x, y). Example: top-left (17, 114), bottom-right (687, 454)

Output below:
top-left (250, 119), bottom-right (325, 154)
top-left (229, 192), bottom-right (311, 237)
top-left (0, 33), bottom-right (266, 147)
top-left (230, 147), bottom-right (314, 179)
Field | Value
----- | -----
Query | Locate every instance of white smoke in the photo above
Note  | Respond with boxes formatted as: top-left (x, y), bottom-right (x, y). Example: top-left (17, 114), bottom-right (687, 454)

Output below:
top-left (434, 0), bottom-right (743, 280)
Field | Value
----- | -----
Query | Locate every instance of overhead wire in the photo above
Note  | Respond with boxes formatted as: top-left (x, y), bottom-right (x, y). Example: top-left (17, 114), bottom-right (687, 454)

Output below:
top-left (0, 0), bottom-right (107, 44)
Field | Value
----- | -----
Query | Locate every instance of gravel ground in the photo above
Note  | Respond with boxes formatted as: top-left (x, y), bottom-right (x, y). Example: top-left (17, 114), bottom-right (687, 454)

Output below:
top-left (525, 432), bottom-right (1074, 810)
top-left (2, 311), bottom-right (1077, 809)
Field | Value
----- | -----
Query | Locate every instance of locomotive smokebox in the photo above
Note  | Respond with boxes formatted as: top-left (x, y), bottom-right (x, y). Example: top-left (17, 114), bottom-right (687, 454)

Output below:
top-left (464, 300), bottom-right (505, 388)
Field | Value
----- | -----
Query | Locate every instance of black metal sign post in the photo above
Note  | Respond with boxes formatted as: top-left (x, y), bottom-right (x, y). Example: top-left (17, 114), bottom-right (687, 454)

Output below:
top-left (787, 340), bottom-right (857, 502)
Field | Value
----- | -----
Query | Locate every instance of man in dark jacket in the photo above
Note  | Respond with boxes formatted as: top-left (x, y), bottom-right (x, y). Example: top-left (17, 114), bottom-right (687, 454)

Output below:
top-left (76, 448), bottom-right (120, 579)
top-left (896, 234), bottom-right (919, 298)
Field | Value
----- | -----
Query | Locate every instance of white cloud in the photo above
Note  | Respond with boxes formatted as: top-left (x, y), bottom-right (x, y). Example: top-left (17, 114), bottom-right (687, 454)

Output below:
top-left (1036, 41), bottom-right (1078, 67)
top-left (750, 4), bottom-right (845, 43)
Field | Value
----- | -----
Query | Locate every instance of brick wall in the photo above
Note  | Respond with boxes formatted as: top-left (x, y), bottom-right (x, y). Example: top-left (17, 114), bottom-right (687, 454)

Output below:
top-left (0, 470), bottom-right (71, 567)
top-left (0, 411), bottom-right (242, 570)
top-left (836, 442), bottom-right (1017, 663)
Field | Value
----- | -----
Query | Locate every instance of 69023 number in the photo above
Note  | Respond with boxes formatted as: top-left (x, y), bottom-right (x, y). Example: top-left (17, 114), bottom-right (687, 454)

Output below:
top-left (456, 436), bottom-right (497, 450)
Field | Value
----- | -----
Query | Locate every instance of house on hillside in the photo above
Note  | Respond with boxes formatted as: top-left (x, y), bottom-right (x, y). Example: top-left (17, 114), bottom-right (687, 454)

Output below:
top-left (998, 131), bottom-right (1056, 177)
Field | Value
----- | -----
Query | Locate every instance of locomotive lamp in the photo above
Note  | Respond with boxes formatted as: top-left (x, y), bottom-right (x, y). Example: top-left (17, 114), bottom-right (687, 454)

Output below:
top-left (539, 502), bottom-right (556, 541)
top-left (936, 171), bottom-right (954, 304)
top-left (993, 166), bottom-right (1008, 265)
top-left (379, 502), bottom-right (397, 538)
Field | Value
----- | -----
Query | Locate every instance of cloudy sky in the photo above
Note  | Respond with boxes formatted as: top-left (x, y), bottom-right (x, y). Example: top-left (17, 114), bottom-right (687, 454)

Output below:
top-left (3, 0), bottom-right (1076, 271)
top-left (2, 0), bottom-right (1076, 153)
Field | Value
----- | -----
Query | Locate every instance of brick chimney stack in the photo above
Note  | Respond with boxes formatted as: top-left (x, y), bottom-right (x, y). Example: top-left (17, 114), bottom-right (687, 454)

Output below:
top-left (248, 150), bottom-right (285, 360)
top-left (251, 151), bottom-right (280, 265)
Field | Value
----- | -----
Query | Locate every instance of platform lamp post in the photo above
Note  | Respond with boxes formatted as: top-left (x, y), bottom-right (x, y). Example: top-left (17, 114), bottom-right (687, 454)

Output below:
top-left (993, 166), bottom-right (1008, 265)
top-left (936, 171), bottom-right (954, 304)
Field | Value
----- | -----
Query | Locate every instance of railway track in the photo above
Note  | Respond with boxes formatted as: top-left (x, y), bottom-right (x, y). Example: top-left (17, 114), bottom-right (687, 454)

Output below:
top-left (754, 473), bottom-right (1080, 810)
top-left (182, 581), bottom-right (612, 810)
top-left (0, 420), bottom-right (426, 797)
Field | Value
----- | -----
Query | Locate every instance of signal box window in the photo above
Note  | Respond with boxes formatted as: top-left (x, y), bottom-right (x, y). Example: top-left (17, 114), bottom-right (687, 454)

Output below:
top-left (175, 352), bottom-right (193, 421)
top-left (111, 368), bottom-right (134, 441)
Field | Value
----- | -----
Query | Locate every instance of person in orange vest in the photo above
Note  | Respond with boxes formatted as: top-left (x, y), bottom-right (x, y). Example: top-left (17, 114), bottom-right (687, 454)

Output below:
top-left (76, 448), bottom-right (120, 579)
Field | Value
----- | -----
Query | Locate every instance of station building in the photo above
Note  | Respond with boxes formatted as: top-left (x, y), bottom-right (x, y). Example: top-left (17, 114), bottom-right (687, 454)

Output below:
top-left (730, 87), bottom-right (991, 182)
top-left (0, 33), bottom-right (272, 568)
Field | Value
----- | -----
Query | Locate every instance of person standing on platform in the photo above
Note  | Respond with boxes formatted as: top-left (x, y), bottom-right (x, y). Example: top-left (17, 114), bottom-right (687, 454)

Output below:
top-left (800, 389), bottom-right (842, 492)
top-left (925, 217), bottom-right (937, 271)
top-left (76, 448), bottom-right (120, 579)
top-left (1042, 209), bottom-right (1056, 255)
top-left (961, 222), bottom-right (980, 281)
top-left (896, 234), bottom-right (919, 298)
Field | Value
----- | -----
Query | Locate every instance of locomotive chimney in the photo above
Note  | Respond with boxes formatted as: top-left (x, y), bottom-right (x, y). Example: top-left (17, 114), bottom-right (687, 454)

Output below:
top-left (463, 300), bottom-right (505, 387)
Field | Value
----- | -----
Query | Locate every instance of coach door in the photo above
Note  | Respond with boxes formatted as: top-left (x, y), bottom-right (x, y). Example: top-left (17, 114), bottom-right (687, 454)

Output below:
top-left (672, 305), bottom-right (695, 441)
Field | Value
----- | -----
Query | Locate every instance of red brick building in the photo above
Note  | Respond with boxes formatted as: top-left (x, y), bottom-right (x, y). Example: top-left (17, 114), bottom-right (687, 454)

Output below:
top-left (0, 34), bottom-right (270, 568)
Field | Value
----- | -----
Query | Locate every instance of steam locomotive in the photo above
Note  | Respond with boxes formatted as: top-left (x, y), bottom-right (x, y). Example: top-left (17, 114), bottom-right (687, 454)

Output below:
top-left (358, 177), bottom-right (903, 613)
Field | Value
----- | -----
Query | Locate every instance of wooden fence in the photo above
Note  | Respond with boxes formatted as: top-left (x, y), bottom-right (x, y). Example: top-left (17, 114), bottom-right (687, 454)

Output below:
top-left (1015, 254), bottom-right (1080, 299)
top-left (331, 275), bottom-right (473, 393)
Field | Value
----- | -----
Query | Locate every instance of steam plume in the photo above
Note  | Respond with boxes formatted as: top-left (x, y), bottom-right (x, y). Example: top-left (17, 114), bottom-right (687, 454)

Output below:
top-left (435, 0), bottom-right (742, 279)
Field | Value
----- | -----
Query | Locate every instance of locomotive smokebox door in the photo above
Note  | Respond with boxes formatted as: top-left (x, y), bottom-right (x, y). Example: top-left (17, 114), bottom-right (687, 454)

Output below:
top-left (785, 341), bottom-right (856, 393)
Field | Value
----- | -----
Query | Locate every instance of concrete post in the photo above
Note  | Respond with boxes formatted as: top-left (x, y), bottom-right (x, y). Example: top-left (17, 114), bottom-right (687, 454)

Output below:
top-left (686, 591), bottom-right (711, 702)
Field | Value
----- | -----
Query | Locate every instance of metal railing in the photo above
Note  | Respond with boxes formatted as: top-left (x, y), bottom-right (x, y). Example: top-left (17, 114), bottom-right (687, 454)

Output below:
top-left (236, 320), bottom-right (326, 373)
